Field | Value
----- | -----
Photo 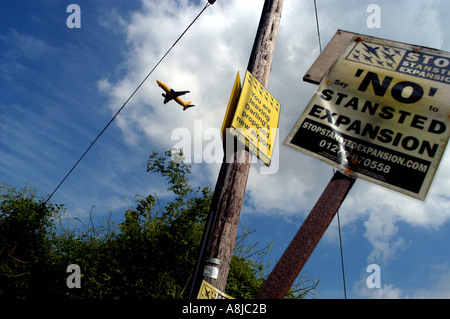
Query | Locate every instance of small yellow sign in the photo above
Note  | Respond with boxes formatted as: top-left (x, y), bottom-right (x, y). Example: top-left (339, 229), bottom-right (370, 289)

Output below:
top-left (230, 70), bottom-right (281, 166)
top-left (197, 280), bottom-right (234, 299)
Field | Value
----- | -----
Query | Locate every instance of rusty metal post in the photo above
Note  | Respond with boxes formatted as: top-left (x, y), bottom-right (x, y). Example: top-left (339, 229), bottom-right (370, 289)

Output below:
top-left (256, 171), bottom-right (355, 299)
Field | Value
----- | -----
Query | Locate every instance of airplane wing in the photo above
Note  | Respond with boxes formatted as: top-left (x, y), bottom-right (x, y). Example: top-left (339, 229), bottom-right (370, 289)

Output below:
top-left (183, 104), bottom-right (195, 111)
top-left (170, 90), bottom-right (190, 98)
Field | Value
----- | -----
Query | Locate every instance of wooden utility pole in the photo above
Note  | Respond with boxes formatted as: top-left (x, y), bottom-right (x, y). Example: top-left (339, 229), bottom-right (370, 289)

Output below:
top-left (189, 0), bottom-right (284, 298)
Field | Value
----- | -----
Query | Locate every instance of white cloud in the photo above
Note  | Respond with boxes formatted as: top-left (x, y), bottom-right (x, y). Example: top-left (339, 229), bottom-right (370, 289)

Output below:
top-left (97, 0), bottom-right (264, 150)
top-left (2, 29), bottom-right (56, 60)
top-left (98, 0), bottom-right (450, 287)
top-left (353, 264), bottom-right (407, 299)
top-left (413, 266), bottom-right (450, 298)
top-left (354, 263), bottom-right (450, 299)
top-left (357, 282), bottom-right (406, 299)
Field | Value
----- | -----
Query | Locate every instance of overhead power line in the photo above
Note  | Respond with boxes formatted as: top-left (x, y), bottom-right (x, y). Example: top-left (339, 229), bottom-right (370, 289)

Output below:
top-left (313, 0), bottom-right (322, 53)
top-left (44, 1), bottom-right (214, 204)
top-left (314, 0), bottom-right (347, 299)
top-left (337, 205), bottom-right (347, 299)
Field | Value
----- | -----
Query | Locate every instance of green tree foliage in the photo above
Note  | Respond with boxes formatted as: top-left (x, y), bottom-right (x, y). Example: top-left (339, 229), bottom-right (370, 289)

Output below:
top-left (0, 150), bottom-right (318, 299)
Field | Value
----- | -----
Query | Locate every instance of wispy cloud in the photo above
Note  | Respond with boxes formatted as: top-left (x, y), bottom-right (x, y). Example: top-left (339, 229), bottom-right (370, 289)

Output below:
top-left (354, 263), bottom-right (450, 299)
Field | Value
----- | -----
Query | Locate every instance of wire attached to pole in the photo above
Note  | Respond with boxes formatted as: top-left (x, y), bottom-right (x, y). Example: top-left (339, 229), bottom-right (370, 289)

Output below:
top-left (313, 0), bottom-right (322, 53)
top-left (43, 1), bottom-right (213, 204)
top-left (333, 167), bottom-right (348, 299)
top-left (337, 208), bottom-right (347, 299)
top-left (318, 0), bottom-right (347, 297)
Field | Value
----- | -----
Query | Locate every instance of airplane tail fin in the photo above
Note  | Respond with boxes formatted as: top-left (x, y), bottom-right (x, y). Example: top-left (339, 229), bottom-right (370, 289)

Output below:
top-left (183, 103), bottom-right (195, 111)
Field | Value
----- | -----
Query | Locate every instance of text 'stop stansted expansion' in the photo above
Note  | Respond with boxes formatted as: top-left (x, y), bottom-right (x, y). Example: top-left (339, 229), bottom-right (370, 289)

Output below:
top-left (285, 34), bottom-right (450, 201)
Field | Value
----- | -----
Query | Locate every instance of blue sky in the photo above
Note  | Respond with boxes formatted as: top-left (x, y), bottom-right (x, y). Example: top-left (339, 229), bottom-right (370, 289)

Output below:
top-left (1, 0), bottom-right (450, 299)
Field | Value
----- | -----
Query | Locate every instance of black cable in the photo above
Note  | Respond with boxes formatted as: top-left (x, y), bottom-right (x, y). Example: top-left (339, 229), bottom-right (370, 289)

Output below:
top-left (337, 209), bottom-right (347, 299)
top-left (316, 0), bottom-right (348, 297)
top-left (332, 167), bottom-right (348, 299)
top-left (44, 1), bottom-right (213, 204)
top-left (313, 0), bottom-right (322, 53)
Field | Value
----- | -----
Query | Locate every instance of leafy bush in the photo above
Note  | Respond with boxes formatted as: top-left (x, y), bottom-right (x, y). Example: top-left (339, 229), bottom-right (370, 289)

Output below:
top-left (0, 150), bottom-right (318, 299)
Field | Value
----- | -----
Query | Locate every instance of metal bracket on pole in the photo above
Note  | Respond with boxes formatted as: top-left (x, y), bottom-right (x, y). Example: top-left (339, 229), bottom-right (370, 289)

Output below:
top-left (203, 258), bottom-right (222, 280)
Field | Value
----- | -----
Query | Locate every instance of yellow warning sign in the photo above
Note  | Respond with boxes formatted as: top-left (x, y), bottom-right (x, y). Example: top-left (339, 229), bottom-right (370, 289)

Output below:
top-left (197, 280), bottom-right (234, 299)
top-left (230, 70), bottom-right (281, 166)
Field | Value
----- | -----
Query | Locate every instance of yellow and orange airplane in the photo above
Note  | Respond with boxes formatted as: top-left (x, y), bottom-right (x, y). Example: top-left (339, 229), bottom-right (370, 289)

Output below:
top-left (156, 80), bottom-right (195, 111)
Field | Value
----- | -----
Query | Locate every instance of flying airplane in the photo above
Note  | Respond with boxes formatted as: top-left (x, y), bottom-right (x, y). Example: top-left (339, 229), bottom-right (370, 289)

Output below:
top-left (361, 42), bottom-right (381, 59)
top-left (156, 80), bottom-right (195, 111)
